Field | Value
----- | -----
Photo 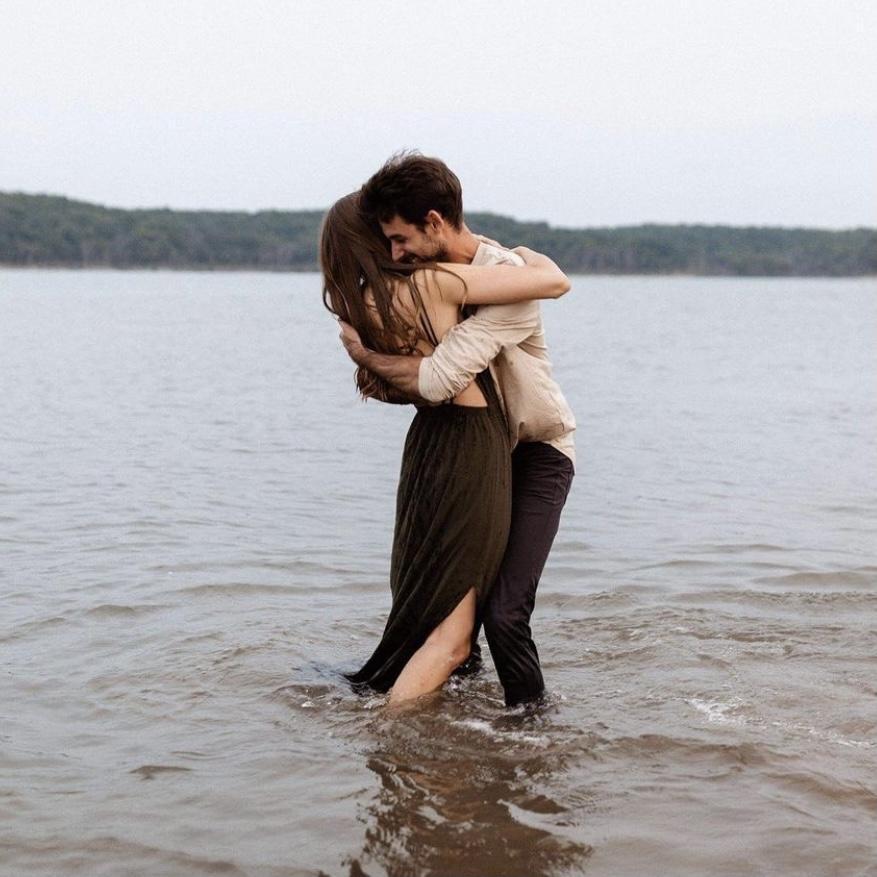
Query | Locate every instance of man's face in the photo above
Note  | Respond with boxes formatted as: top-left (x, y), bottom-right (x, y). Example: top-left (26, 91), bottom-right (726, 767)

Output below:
top-left (380, 214), bottom-right (449, 263)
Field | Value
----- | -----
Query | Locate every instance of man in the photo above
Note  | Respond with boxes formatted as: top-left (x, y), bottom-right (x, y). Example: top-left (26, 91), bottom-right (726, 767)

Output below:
top-left (340, 152), bottom-right (575, 708)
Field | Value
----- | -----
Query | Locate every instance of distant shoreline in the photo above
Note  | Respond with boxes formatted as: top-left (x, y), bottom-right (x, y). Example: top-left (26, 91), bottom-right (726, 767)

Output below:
top-left (3, 263), bottom-right (874, 280)
top-left (2, 191), bottom-right (875, 277)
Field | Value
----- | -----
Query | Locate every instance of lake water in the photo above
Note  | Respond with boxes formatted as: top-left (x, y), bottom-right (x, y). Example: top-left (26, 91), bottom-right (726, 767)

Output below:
top-left (1, 269), bottom-right (875, 877)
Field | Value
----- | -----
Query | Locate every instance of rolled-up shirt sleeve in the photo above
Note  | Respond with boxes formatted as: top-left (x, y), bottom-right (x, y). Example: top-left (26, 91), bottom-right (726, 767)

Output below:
top-left (417, 301), bottom-right (540, 402)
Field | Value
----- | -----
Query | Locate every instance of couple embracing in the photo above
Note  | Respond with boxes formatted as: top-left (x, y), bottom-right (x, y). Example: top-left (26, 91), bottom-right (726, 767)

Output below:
top-left (320, 153), bottom-right (575, 709)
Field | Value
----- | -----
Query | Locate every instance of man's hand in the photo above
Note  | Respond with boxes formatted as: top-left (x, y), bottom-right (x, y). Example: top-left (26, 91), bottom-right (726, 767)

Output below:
top-left (339, 320), bottom-right (368, 366)
top-left (337, 320), bottom-right (428, 405)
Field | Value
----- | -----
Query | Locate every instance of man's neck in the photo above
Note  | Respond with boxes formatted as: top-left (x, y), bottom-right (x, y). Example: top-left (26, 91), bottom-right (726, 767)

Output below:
top-left (443, 224), bottom-right (480, 264)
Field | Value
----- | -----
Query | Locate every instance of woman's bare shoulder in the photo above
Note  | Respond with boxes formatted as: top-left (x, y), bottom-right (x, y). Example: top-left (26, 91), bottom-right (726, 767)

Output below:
top-left (408, 266), bottom-right (465, 308)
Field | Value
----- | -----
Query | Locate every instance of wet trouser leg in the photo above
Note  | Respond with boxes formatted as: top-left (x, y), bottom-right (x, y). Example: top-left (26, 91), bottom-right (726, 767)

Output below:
top-left (460, 441), bottom-right (574, 706)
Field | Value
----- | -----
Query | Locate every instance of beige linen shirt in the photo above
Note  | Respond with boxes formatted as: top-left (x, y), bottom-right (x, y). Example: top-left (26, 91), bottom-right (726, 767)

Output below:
top-left (417, 242), bottom-right (576, 467)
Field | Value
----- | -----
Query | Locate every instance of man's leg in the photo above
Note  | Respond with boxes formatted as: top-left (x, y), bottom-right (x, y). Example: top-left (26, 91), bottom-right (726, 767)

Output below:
top-left (483, 441), bottom-right (574, 706)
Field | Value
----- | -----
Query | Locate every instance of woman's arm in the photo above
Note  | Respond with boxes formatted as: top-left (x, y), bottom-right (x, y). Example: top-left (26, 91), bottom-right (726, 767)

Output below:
top-left (421, 248), bottom-right (571, 306)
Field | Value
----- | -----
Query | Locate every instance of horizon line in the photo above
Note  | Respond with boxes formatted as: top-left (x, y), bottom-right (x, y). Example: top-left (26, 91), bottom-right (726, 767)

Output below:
top-left (2, 189), bottom-right (875, 234)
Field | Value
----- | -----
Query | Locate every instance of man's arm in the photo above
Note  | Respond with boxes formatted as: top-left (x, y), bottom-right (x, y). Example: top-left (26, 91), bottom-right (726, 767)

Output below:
top-left (340, 323), bottom-right (425, 404)
top-left (355, 365), bottom-right (420, 405)
top-left (417, 301), bottom-right (539, 402)
top-left (339, 301), bottom-right (539, 404)
top-left (417, 242), bottom-right (542, 402)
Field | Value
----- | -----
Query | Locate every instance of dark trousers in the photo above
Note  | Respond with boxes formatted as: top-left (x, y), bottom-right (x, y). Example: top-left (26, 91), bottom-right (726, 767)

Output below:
top-left (468, 440), bottom-right (574, 706)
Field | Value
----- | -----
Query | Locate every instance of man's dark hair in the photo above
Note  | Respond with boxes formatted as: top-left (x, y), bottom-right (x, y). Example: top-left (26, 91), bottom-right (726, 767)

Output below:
top-left (360, 151), bottom-right (464, 230)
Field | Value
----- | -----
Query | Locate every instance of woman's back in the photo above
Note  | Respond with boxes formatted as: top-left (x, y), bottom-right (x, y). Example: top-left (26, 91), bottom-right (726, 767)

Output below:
top-left (369, 269), bottom-right (487, 407)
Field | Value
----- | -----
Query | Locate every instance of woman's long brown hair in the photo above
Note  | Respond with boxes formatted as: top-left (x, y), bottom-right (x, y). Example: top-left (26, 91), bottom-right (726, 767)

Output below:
top-left (319, 192), bottom-right (443, 398)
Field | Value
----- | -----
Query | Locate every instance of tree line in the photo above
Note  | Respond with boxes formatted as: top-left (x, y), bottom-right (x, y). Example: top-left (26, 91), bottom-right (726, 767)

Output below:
top-left (1, 191), bottom-right (874, 276)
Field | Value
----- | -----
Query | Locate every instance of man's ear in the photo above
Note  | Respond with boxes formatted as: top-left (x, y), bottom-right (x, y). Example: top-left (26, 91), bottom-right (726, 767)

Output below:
top-left (424, 209), bottom-right (445, 232)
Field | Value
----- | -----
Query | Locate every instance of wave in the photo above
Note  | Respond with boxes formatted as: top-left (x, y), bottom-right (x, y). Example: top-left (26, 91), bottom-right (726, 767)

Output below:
top-left (84, 603), bottom-right (172, 618)
top-left (753, 569), bottom-right (877, 589)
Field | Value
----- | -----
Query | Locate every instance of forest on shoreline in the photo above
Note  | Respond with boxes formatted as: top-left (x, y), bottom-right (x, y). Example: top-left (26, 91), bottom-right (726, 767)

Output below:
top-left (2, 192), bottom-right (875, 276)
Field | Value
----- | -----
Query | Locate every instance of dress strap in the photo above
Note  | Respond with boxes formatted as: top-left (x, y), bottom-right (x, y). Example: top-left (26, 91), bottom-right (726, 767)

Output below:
top-left (475, 368), bottom-right (503, 414)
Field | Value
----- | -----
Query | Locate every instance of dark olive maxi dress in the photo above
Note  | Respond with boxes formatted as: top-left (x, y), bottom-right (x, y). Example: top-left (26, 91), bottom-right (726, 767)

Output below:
top-left (345, 367), bottom-right (512, 693)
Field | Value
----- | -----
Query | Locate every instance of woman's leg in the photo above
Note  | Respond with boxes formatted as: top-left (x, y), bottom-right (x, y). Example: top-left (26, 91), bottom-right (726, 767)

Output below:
top-left (388, 588), bottom-right (477, 706)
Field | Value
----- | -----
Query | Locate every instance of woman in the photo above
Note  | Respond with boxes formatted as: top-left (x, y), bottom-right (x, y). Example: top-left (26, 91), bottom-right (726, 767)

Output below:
top-left (320, 193), bottom-right (569, 707)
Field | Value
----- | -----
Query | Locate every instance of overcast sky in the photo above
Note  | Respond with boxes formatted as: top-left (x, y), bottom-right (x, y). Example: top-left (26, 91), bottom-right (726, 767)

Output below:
top-left (2, 0), bottom-right (875, 227)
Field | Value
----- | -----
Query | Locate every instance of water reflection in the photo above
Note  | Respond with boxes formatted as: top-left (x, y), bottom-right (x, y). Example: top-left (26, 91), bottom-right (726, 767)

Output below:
top-left (347, 700), bottom-right (594, 877)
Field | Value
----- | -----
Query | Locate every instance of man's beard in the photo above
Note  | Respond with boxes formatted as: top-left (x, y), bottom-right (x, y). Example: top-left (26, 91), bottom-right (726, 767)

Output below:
top-left (407, 241), bottom-right (449, 263)
top-left (430, 243), bottom-right (450, 262)
top-left (417, 244), bottom-right (451, 262)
